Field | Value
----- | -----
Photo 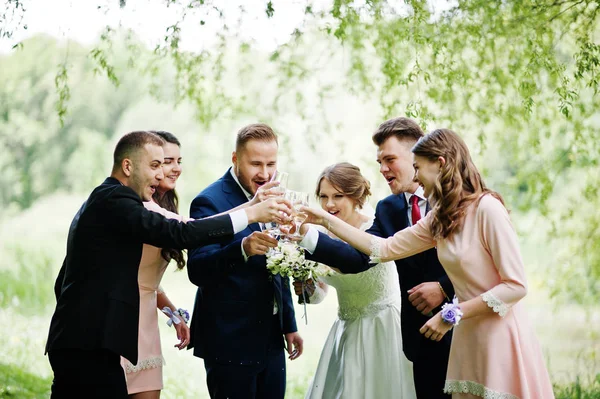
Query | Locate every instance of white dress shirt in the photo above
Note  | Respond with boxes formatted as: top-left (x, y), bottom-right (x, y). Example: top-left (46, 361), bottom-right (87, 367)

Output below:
top-left (230, 169), bottom-right (278, 315)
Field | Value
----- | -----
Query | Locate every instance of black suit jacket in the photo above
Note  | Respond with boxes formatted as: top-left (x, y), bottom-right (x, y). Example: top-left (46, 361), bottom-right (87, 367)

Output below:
top-left (45, 177), bottom-right (235, 364)
top-left (307, 193), bottom-right (454, 361)
top-left (187, 169), bottom-right (297, 364)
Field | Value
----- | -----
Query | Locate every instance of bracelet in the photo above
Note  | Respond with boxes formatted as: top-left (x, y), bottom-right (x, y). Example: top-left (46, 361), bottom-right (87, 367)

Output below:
top-left (438, 282), bottom-right (450, 301)
top-left (440, 296), bottom-right (463, 326)
top-left (161, 307), bottom-right (190, 327)
top-left (327, 218), bottom-right (332, 232)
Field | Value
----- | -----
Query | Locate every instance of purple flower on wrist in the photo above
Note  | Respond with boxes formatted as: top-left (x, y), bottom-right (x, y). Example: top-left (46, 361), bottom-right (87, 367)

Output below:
top-left (441, 296), bottom-right (463, 326)
top-left (176, 308), bottom-right (190, 323)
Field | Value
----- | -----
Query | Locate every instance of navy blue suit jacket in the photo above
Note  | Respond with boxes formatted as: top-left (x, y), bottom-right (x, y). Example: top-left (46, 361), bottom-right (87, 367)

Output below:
top-left (308, 193), bottom-right (454, 361)
top-left (187, 169), bottom-right (297, 365)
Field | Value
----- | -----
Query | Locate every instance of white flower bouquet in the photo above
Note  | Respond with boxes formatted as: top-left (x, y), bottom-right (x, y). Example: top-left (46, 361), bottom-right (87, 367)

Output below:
top-left (266, 241), bottom-right (317, 324)
top-left (266, 241), bottom-right (317, 281)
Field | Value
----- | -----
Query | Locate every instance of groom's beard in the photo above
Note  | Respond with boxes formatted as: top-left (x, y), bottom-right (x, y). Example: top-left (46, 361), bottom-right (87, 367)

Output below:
top-left (235, 167), bottom-right (257, 198)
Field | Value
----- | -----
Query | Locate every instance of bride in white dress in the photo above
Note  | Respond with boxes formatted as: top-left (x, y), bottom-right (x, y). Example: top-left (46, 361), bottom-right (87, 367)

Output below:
top-left (297, 163), bottom-right (416, 399)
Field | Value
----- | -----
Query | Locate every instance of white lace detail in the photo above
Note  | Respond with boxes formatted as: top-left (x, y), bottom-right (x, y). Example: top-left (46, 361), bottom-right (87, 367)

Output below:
top-left (338, 300), bottom-right (399, 321)
top-left (481, 290), bottom-right (509, 317)
top-left (369, 236), bottom-right (384, 264)
top-left (318, 218), bottom-right (403, 322)
top-left (320, 260), bottom-right (401, 321)
top-left (124, 356), bottom-right (164, 374)
top-left (444, 380), bottom-right (519, 399)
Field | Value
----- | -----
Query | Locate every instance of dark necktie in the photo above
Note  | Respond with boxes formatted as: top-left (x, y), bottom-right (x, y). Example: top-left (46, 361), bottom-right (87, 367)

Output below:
top-left (411, 194), bottom-right (422, 224)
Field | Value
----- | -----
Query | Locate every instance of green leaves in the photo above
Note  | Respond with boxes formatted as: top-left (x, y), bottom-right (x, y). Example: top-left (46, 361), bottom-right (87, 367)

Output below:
top-left (266, 1), bottom-right (275, 18)
top-left (54, 64), bottom-right (70, 127)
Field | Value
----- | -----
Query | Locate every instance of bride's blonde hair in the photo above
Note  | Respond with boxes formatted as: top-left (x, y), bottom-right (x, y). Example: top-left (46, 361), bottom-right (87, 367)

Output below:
top-left (412, 129), bottom-right (504, 239)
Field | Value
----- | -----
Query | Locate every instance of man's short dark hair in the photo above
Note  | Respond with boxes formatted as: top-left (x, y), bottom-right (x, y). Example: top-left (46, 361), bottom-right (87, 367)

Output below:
top-left (112, 131), bottom-right (165, 171)
top-left (372, 117), bottom-right (424, 146)
top-left (235, 123), bottom-right (278, 152)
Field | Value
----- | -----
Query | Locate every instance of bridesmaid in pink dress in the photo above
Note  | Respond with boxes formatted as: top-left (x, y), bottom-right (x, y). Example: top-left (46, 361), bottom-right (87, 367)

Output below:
top-left (121, 131), bottom-right (191, 398)
top-left (302, 129), bottom-right (555, 398)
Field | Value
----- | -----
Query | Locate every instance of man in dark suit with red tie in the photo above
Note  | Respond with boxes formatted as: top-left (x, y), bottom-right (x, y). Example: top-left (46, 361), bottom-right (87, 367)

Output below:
top-left (46, 131), bottom-right (288, 398)
top-left (299, 118), bottom-right (453, 398)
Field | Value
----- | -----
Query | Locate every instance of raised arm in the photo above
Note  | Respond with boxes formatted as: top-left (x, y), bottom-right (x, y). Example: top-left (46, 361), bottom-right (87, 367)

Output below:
top-left (187, 195), bottom-right (247, 285)
top-left (107, 187), bottom-right (235, 250)
top-left (301, 205), bottom-right (436, 263)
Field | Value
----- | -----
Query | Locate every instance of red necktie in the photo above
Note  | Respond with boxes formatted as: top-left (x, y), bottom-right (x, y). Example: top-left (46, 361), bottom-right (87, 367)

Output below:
top-left (411, 194), bottom-right (422, 224)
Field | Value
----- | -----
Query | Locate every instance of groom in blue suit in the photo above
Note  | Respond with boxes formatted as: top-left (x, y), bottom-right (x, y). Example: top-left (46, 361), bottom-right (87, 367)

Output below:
top-left (187, 123), bottom-right (302, 399)
top-left (300, 117), bottom-right (453, 398)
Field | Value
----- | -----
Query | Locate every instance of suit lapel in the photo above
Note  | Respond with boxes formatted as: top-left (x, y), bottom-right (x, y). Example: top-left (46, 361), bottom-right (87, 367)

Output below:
top-left (391, 194), bottom-right (409, 233)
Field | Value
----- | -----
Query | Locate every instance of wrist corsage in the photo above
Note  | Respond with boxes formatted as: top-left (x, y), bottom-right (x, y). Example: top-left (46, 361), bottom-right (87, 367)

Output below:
top-left (440, 296), bottom-right (463, 326)
top-left (161, 307), bottom-right (190, 327)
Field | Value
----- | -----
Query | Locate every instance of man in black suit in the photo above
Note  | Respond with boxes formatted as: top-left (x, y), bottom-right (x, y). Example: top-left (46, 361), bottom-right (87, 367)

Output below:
top-left (298, 118), bottom-right (453, 398)
top-left (45, 131), bottom-right (289, 399)
top-left (187, 124), bottom-right (302, 399)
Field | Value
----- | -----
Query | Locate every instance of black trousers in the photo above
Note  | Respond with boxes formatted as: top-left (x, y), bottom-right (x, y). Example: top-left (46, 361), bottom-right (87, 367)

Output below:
top-left (204, 315), bottom-right (286, 399)
top-left (48, 348), bottom-right (127, 399)
top-left (412, 337), bottom-right (452, 399)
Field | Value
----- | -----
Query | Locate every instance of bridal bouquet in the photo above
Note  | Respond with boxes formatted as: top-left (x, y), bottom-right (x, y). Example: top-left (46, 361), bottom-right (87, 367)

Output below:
top-left (266, 241), bottom-right (317, 324)
top-left (265, 241), bottom-right (317, 281)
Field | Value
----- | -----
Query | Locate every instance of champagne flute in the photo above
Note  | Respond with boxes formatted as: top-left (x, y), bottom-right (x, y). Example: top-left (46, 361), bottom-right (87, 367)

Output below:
top-left (289, 191), bottom-right (309, 241)
top-left (270, 171), bottom-right (289, 195)
top-left (259, 222), bottom-right (281, 255)
top-left (262, 171), bottom-right (289, 236)
top-left (279, 190), bottom-right (297, 242)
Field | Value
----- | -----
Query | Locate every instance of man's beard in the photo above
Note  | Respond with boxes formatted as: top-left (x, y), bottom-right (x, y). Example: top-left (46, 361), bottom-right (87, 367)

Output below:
top-left (235, 167), bottom-right (255, 197)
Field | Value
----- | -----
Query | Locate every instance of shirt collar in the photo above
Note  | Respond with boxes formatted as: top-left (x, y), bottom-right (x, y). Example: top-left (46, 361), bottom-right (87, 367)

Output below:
top-left (404, 186), bottom-right (426, 204)
top-left (229, 167), bottom-right (253, 201)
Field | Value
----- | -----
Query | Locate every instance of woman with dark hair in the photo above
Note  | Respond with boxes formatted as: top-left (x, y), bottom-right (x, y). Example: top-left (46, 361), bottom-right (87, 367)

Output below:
top-left (298, 162), bottom-right (416, 399)
top-left (120, 130), bottom-right (191, 398)
top-left (301, 131), bottom-right (554, 398)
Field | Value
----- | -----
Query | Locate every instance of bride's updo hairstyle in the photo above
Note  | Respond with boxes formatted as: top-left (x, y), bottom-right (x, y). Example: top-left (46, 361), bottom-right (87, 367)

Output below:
top-left (412, 128), bottom-right (504, 240)
top-left (315, 162), bottom-right (371, 209)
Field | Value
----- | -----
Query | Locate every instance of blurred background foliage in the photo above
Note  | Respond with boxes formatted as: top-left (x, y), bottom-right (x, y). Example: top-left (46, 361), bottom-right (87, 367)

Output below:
top-left (0, 0), bottom-right (599, 397)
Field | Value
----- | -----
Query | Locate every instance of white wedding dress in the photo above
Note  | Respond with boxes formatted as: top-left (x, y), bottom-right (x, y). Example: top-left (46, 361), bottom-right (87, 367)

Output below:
top-left (305, 220), bottom-right (416, 399)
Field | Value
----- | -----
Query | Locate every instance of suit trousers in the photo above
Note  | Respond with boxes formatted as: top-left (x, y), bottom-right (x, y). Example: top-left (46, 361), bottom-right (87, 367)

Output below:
top-left (49, 348), bottom-right (127, 399)
top-left (412, 337), bottom-right (451, 399)
top-left (204, 315), bottom-right (286, 399)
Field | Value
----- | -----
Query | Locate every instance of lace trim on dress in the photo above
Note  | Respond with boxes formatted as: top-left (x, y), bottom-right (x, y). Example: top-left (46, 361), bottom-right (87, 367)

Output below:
top-left (444, 380), bottom-right (520, 399)
top-left (124, 356), bottom-right (165, 374)
top-left (369, 236), bottom-right (384, 264)
top-left (338, 301), bottom-right (399, 321)
top-left (481, 290), bottom-right (509, 317)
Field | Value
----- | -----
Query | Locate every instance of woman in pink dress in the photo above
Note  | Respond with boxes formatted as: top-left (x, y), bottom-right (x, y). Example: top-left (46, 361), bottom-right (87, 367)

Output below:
top-left (302, 129), bottom-right (554, 398)
top-left (121, 131), bottom-right (191, 398)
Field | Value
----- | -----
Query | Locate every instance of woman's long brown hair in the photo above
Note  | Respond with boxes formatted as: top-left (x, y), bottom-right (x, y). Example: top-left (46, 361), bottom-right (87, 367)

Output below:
top-left (412, 129), bottom-right (504, 240)
top-left (150, 131), bottom-right (186, 270)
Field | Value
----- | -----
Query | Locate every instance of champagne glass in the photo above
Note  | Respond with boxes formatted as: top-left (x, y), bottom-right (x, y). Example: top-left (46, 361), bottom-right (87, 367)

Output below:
top-left (289, 191), bottom-right (309, 241)
top-left (262, 172), bottom-right (288, 236)
top-left (259, 222), bottom-right (281, 255)
top-left (278, 190), bottom-right (297, 242)
top-left (270, 171), bottom-right (288, 195)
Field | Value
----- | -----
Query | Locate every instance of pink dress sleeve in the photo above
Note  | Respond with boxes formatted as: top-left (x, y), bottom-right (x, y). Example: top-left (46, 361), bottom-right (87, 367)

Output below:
top-left (371, 213), bottom-right (436, 264)
top-left (143, 201), bottom-right (190, 222)
top-left (478, 195), bottom-right (528, 317)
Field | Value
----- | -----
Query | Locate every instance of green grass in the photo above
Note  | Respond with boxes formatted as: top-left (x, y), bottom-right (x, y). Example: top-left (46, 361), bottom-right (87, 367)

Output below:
top-left (0, 363), bottom-right (51, 399)
top-left (0, 362), bottom-right (599, 399)
top-left (554, 374), bottom-right (600, 399)
top-left (1, 197), bottom-right (599, 397)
